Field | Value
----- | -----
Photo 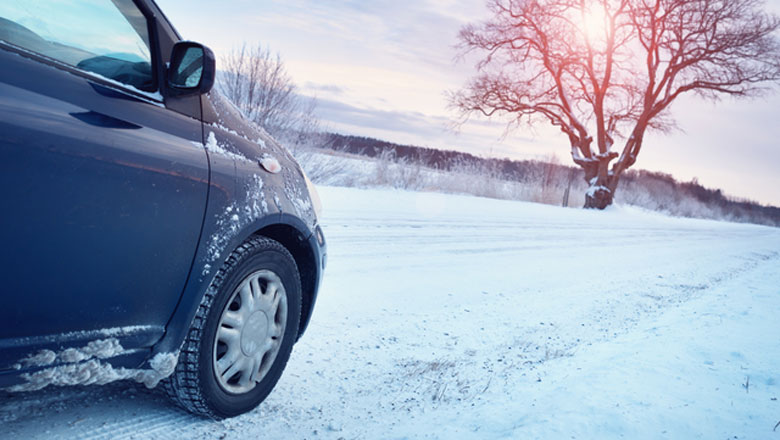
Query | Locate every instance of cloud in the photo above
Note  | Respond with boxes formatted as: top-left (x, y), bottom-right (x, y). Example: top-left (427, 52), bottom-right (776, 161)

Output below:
top-left (303, 82), bottom-right (347, 95)
top-left (257, 0), bottom-right (486, 74)
top-left (308, 95), bottom-right (555, 160)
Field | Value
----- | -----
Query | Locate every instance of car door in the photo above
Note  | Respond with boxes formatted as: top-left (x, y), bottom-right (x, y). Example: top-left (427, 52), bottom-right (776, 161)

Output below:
top-left (0, 0), bottom-right (208, 356)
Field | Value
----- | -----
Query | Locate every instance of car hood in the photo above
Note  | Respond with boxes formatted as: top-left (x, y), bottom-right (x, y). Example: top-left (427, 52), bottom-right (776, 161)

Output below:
top-left (202, 90), bottom-right (299, 168)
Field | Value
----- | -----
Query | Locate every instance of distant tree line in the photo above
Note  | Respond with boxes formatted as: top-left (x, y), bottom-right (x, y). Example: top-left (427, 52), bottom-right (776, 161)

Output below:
top-left (324, 133), bottom-right (780, 227)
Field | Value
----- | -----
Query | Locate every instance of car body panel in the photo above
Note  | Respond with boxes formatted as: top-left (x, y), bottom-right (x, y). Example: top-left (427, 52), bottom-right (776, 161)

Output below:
top-left (0, 0), bottom-right (325, 390)
top-left (0, 46), bottom-right (208, 375)
top-left (151, 91), bottom-right (325, 355)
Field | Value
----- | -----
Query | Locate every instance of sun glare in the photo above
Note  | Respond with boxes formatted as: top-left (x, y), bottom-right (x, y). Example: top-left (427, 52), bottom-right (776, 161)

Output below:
top-left (580, 3), bottom-right (609, 43)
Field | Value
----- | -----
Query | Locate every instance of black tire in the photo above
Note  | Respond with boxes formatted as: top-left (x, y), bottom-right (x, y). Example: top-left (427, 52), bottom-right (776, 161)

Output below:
top-left (163, 236), bottom-right (302, 419)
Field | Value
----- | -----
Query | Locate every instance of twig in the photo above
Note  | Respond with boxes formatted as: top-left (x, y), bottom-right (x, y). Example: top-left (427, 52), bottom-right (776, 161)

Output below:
top-left (480, 376), bottom-right (492, 394)
top-left (436, 383), bottom-right (448, 402)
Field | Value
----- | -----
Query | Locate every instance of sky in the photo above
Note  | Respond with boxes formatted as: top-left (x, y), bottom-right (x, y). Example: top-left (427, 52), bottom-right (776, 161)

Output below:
top-left (157, 0), bottom-right (780, 206)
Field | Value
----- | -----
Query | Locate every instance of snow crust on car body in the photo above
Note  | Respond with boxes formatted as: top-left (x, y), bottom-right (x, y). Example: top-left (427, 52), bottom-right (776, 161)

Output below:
top-left (200, 131), bottom-right (253, 164)
top-left (202, 172), bottom-right (271, 277)
top-left (6, 338), bottom-right (178, 392)
top-left (196, 91), bottom-right (318, 279)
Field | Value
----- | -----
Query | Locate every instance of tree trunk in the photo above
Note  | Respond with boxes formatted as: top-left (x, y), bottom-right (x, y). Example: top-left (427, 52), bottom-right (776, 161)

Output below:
top-left (582, 157), bottom-right (618, 210)
top-left (584, 186), bottom-right (613, 209)
top-left (583, 169), bottom-right (624, 209)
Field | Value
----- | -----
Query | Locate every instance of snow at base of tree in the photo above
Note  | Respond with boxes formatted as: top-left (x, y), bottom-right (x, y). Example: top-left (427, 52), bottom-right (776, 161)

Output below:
top-left (2, 186), bottom-right (779, 439)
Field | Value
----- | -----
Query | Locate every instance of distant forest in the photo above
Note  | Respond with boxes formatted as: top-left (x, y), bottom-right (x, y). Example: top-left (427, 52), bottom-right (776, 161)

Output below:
top-left (322, 133), bottom-right (780, 227)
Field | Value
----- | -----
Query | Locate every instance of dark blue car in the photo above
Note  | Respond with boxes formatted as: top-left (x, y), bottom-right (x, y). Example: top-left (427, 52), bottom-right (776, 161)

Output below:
top-left (0, 0), bottom-right (326, 419)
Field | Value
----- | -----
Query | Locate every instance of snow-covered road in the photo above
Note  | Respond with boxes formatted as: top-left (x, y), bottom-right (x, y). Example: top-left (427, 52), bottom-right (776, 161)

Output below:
top-left (2, 186), bottom-right (779, 439)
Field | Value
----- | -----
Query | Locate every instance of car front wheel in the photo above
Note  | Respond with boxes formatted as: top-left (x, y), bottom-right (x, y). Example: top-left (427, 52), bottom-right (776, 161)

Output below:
top-left (164, 236), bottom-right (302, 419)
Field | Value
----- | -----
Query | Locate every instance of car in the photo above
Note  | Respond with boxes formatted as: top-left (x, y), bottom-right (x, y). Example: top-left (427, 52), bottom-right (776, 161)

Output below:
top-left (0, 0), bottom-right (326, 419)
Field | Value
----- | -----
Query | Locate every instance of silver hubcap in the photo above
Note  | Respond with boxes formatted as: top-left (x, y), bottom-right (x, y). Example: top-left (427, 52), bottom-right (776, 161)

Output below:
top-left (213, 270), bottom-right (288, 394)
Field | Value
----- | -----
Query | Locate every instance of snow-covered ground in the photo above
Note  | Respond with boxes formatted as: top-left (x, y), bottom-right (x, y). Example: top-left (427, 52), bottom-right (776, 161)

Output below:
top-left (2, 186), bottom-right (779, 439)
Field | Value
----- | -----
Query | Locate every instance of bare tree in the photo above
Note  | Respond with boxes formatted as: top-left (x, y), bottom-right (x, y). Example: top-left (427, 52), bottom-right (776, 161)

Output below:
top-left (453, 0), bottom-right (780, 208)
top-left (218, 43), bottom-right (321, 151)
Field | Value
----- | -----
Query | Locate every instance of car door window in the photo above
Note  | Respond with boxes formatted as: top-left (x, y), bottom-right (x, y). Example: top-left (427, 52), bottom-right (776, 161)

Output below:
top-left (0, 0), bottom-right (155, 92)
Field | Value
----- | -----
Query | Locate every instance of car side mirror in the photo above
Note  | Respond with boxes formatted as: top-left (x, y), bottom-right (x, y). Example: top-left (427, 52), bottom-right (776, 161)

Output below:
top-left (167, 41), bottom-right (216, 96)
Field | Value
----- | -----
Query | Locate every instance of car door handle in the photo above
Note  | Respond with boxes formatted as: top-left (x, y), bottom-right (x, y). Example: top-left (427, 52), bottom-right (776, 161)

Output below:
top-left (69, 111), bottom-right (141, 130)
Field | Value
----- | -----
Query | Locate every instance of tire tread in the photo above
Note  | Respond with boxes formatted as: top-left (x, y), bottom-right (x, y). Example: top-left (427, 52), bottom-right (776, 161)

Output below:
top-left (163, 236), bottom-right (300, 419)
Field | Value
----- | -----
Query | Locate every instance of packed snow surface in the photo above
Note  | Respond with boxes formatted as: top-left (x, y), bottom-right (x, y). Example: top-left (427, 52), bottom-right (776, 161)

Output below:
top-left (2, 186), bottom-right (779, 439)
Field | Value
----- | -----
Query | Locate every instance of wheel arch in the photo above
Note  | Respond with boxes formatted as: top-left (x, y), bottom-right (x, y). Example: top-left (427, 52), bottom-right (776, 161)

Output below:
top-left (251, 221), bottom-right (319, 340)
top-left (152, 213), bottom-right (323, 362)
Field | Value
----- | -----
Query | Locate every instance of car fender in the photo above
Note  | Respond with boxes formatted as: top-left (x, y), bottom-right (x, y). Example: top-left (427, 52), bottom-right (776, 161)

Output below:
top-left (148, 114), bottom-right (322, 362)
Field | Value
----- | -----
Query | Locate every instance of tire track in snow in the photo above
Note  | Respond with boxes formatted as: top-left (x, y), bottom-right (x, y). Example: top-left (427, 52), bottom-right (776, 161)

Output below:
top-left (78, 411), bottom-right (209, 440)
top-left (2, 187), bottom-right (779, 439)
